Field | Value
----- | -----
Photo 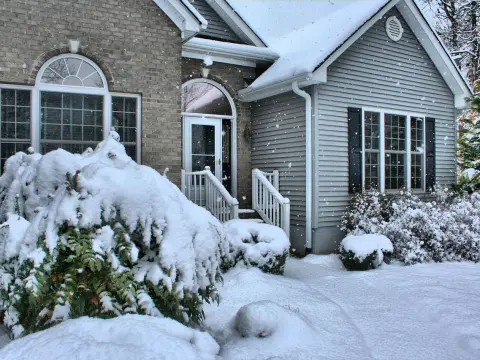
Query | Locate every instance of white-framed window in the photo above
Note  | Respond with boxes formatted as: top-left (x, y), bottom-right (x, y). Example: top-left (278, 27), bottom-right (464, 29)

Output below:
top-left (362, 108), bottom-right (426, 192)
top-left (0, 54), bottom-right (141, 172)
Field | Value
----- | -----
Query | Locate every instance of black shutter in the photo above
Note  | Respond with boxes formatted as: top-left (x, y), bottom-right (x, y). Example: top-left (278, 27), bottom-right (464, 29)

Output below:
top-left (348, 107), bottom-right (362, 193)
top-left (425, 117), bottom-right (436, 190)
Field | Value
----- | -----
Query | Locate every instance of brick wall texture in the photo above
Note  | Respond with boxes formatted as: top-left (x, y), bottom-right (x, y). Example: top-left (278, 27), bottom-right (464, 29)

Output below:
top-left (0, 0), bottom-right (252, 205)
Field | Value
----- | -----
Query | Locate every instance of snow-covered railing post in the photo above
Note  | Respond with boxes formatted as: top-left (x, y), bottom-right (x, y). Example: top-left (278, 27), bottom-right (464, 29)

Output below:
top-left (182, 166), bottom-right (239, 222)
top-left (273, 169), bottom-right (280, 191)
top-left (252, 168), bottom-right (290, 236)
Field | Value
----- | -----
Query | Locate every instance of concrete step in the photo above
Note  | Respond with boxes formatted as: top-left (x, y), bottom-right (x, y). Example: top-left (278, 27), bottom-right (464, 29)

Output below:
top-left (238, 208), bottom-right (263, 221)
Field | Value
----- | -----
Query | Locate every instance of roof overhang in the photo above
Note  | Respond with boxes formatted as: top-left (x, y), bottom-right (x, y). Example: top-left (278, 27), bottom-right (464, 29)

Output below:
top-left (152, 0), bottom-right (208, 41)
top-left (208, 0), bottom-right (267, 47)
top-left (239, 0), bottom-right (472, 107)
top-left (182, 38), bottom-right (278, 68)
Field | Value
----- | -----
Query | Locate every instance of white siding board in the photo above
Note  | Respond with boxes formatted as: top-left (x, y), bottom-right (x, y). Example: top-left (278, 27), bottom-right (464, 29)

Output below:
top-left (314, 7), bottom-right (456, 233)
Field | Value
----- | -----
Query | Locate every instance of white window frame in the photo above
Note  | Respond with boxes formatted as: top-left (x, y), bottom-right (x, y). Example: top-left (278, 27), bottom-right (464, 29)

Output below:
top-left (361, 108), bottom-right (426, 192)
top-left (0, 54), bottom-right (142, 162)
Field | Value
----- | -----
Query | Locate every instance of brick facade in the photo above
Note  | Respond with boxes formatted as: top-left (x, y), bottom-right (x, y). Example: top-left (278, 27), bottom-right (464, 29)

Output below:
top-left (0, 0), bottom-right (183, 181)
top-left (0, 0), bottom-right (253, 206)
top-left (181, 58), bottom-right (253, 207)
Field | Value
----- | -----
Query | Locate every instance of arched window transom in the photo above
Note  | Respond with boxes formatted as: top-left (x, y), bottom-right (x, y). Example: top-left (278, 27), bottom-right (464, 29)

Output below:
top-left (182, 82), bottom-right (232, 116)
top-left (40, 56), bottom-right (105, 89)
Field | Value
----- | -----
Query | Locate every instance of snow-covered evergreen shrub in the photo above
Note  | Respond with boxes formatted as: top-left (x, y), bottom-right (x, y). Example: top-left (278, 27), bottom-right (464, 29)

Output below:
top-left (222, 220), bottom-right (289, 275)
top-left (342, 186), bottom-right (480, 265)
top-left (339, 234), bottom-right (393, 271)
top-left (340, 188), bottom-right (393, 235)
top-left (0, 133), bottom-right (223, 338)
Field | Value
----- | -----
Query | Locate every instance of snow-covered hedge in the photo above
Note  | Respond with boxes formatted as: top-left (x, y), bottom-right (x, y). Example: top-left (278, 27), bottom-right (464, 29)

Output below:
top-left (0, 134), bottom-right (224, 338)
top-left (341, 188), bottom-right (480, 265)
top-left (0, 315), bottom-right (220, 360)
top-left (339, 234), bottom-right (393, 271)
top-left (222, 220), bottom-right (289, 275)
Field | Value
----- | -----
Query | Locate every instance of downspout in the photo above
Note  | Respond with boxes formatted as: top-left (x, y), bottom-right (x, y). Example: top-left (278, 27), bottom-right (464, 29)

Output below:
top-left (292, 81), bottom-right (312, 250)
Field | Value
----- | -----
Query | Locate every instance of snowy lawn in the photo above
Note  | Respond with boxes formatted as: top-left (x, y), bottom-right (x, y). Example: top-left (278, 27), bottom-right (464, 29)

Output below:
top-left (205, 255), bottom-right (480, 360)
top-left (2, 255), bottom-right (480, 359)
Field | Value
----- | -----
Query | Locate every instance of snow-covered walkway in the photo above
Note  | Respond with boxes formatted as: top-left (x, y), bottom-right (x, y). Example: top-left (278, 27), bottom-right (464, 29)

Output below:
top-left (204, 255), bottom-right (480, 360)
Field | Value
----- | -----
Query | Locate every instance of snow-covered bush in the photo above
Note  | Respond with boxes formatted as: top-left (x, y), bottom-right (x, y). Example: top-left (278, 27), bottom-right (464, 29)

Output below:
top-left (342, 187), bottom-right (480, 265)
top-left (0, 133), bottom-right (224, 338)
top-left (339, 234), bottom-right (393, 271)
top-left (340, 188), bottom-right (393, 235)
top-left (0, 315), bottom-right (220, 360)
top-left (222, 220), bottom-right (289, 275)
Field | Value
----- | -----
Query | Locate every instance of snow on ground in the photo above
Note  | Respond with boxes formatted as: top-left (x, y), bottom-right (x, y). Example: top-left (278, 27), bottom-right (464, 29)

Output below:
top-left (0, 315), bottom-right (219, 360)
top-left (205, 255), bottom-right (480, 360)
top-left (1, 255), bottom-right (480, 359)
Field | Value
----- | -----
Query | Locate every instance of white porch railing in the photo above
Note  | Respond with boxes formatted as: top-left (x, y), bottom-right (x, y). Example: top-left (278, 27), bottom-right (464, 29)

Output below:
top-left (181, 167), bottom-right (239, 222)
top-left (252, 169), bottom-right (290, 236)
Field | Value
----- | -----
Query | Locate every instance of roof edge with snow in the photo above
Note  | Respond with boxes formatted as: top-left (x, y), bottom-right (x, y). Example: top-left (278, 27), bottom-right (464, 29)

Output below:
top-left (238, 0), bottom-right (472, 106)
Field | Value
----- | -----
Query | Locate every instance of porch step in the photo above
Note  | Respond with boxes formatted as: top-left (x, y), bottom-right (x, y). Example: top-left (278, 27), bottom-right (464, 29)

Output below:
top-left (238, 208), bottom-right (263, 222)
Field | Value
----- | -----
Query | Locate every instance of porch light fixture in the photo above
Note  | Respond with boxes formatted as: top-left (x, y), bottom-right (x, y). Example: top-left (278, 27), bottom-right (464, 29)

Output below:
top-left (201, 56), bottom-right (213, 78)
top-left (69, 39), bottom-right (81, 54)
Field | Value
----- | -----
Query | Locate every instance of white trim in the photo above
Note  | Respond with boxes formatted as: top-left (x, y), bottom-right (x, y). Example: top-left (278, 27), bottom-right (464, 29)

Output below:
top-left (361, 107), bottom-right (426, 193)
top-left (181, 78), bottom-right (237, 197)
top-left (182, 37), bottom-right (278, 68)
top-left (152, 0), bottom-right (207, 40)
top-left (207, 0), bottom-right (266, 47)
top-left (36, 54), bottom-right (109, 92)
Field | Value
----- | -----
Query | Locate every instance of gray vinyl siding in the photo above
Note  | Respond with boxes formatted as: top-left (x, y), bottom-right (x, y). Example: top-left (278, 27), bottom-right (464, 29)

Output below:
top-left (191, 0), bottom-right (242, 43)
top-left (314, 6), bottom-right (456, 240)
top-left (251, 91), bottom-right (307, 250)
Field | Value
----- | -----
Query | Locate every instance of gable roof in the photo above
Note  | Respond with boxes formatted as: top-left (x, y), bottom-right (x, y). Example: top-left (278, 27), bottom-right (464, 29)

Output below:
top-left (227, 0), bottom-right (471, 106)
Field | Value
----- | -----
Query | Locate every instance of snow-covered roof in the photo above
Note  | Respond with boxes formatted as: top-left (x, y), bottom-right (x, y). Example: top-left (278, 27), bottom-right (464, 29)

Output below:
top-left (227, 0), bottom-right (389, 89)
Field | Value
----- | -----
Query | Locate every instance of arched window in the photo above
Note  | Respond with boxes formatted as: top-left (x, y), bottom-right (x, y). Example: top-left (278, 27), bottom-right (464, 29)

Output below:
top-left (35, 54), bottom-right (140, 159)
top-left (182, 81), bottom-right (232, 116)
top-left (0, 54), bottom-right (141, 171)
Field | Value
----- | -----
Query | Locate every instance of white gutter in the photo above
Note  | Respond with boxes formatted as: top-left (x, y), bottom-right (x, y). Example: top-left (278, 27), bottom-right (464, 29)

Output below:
top-left (183, 38), bottom-right (278, 67)
top-left (291, 81), bottom-right (312, 250)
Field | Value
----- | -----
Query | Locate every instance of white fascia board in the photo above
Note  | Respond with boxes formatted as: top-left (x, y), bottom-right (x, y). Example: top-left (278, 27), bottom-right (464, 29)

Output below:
top-left (182, 38), bottom-right (278, 68)
top-left (397, 0), bottom-right (471, 108)
top-left (208, 0), bottom-right (266, 47)
top-left (238, 73), bottom-right (314, 102)
top-left (152, 0), bottom-right (206, 40)
top-left (312, 0), bottom-right (399, 83)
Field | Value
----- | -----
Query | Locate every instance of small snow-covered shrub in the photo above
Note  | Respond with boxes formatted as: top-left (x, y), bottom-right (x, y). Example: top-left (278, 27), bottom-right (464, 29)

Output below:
top-left (339, 234), bottom-right (393, 271)
top-left (0, 133), bottom-right (223, 338)
top-left (222, 220), bottom-right (289, 275)
top-left (342, 187), bottom-right (480, 265)
top-left (0, 315), bottom-right (220, 360)
top-left (340, 188), bottom-right (393, 235)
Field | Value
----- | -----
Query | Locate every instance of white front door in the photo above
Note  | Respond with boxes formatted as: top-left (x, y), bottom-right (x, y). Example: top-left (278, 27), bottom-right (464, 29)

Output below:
top-left (183, 116), bottom-right (222, 180)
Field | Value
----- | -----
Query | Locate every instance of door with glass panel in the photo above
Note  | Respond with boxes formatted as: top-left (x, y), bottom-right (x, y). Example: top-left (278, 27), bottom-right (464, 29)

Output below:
top-left (184, 116), bottom-right (222, 179)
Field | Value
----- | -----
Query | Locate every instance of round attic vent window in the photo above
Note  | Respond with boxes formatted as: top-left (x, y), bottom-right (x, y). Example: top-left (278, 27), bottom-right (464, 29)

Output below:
top-left (386, 16), bottom-right (403, 41)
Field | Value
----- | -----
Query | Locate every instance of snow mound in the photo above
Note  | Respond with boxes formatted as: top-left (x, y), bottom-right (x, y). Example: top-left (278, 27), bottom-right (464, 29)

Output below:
top-left (216, 300), bottom-right (316, 359)
top-left (0, 315), bottom-right (219, 360)
top-left (222, 220), bottom-right (289, 274)
top-left (0, 132), bottom-right (224, 334)
top-left (341, 234), bottom-right (393, 261)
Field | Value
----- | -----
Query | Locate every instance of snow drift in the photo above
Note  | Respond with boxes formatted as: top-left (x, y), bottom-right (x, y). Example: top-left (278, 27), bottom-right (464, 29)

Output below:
top-left (0, 315), bottom-right (220, 360)
top-left (0, 133), bottom-right (224, 337)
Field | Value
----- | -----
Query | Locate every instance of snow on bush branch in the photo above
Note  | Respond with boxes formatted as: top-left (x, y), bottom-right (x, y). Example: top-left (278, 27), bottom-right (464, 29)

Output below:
top-left (341, 187), bottom-right (480, 265)
top-left (0, 132), bottom-right (224, 337)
